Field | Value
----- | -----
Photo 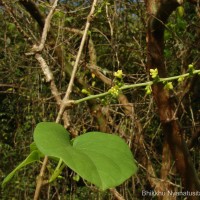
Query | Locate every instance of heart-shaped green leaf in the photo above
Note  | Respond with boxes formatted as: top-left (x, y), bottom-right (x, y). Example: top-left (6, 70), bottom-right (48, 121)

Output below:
top-left (34, 122), bottom-right (137, 190)
top-left (2, 150), bottom-right (40, 188)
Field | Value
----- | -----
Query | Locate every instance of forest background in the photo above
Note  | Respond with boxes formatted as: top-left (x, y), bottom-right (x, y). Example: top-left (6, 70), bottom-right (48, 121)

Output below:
top-left (0, 0), bottom-right (200, 199)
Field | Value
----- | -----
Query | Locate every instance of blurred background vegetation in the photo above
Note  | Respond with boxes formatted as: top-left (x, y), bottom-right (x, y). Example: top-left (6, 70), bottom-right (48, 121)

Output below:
top-left (0, 0), bottom-right (200, 199)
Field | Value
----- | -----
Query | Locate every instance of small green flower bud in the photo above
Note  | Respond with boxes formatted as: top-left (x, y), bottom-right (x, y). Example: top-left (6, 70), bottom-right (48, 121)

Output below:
top-left (178, 77), bottom-right (184, 83)
top-left (145, 85), bottom-right (152, 95)
top-left (150, 68), bottom-right (158, 79)
top-left (164, 82), bottom-right (173, 90)
top-left (188, 64), bottom-right (194, 70)
top-left (108, 85), bottom-right (120, 97)
top-left (114, 70), bottom-right (123, 79)
top-left (81, 89), bottom-right (90, 95)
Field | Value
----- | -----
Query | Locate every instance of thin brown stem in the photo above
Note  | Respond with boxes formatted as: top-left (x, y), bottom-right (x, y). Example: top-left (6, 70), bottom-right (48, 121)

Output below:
top-left (32, 0), bottom-right (59, 52)
top-left (56, 0), bottom-right (98, 123)
top-left (34, 156), bottom-right (48, 200)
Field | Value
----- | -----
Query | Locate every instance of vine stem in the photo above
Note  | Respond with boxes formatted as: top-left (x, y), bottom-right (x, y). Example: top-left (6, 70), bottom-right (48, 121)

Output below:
top-left (56, 0), bottom-right (98, 123)
top-left (74, 69), bottom-right (200, 105)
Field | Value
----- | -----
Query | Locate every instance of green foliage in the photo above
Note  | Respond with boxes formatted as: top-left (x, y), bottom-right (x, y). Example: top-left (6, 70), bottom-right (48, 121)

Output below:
top-left (177, 6), bottom-right (184, 18)
top-left (2, 151), bottom-right (40, 188)
top-left (1, 0), bottom-right (200, 198)
top-left (33, 122), bottom-right (137, 190)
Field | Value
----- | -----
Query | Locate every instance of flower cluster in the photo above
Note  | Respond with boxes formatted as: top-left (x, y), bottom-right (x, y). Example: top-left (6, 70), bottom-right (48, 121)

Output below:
top-left (145, 85), bottom-right (152, 95)
top-left (164, 82), bottom-right (173, 90)
top-left (108, 85), bottom-right (120, 97)
top-left (150, 68), bottom-right (158, 79)
top-left (114, 70), bottom-right (123, 79)
top-left (91, 73), bottom-right (96, 87)
top-left (188, 63), bottom-right (194, 75)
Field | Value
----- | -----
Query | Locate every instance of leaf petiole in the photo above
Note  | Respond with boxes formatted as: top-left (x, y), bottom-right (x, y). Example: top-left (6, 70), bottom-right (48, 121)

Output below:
top-left (49, 159), bottom-right (65, 183)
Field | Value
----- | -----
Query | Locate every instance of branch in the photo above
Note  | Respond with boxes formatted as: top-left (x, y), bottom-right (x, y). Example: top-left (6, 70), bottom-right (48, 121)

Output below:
top-left (33, 1), bottom-right (97, 198)
top-left (33, 156), bottom-right (48, 200)
top-left (33, 54), bottom-right (74, 200)
top-left (30, 2), bottom-right (72, 199)
top-left (187, 0), bottom-right (199, 4)
top-left (56, 0), bottom-right (98, 123)
top-left (19, 0), bottom-right (45, 29)
top-left (35, 54), bottom-right (54, 82)
top-left (188, 128), bottom-right (200, 149)
top-left (110, 188), bottom-right (125, 200)
top-left (32, 0), bottom-right (59, 52)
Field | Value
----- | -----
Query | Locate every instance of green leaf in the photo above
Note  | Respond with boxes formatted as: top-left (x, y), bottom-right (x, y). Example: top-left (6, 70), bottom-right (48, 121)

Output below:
top-left (2, 151), bottom-right (40, 188)
top-left (73, 132), bottom-right (137, 189)
top-left (30, 142), bottom-right (44, 158)
top-left (34, 122), bottom-right (137, 190)
top-left (30, 142), bottom-right (38, 152)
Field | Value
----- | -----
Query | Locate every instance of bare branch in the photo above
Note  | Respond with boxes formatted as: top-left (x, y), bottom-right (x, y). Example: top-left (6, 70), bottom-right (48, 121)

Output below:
top-left (56, 0), bottom-right (98, 123)
top-left (32, 0), bottom-right (59, 52)
top-left (35, 54), bottom-right (54, 82)
top-left (110, 188), bottom-right (125, 200)
top-left (33, 156), bottom-right (48, 200)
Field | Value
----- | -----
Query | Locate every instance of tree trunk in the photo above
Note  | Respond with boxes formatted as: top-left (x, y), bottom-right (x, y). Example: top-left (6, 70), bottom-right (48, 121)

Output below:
top-left (145, 0), bottom-right (200, 198)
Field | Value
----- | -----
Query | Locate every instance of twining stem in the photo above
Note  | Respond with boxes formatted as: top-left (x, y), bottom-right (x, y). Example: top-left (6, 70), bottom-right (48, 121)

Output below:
top-left (74, 69), bottom-right (200, 105)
